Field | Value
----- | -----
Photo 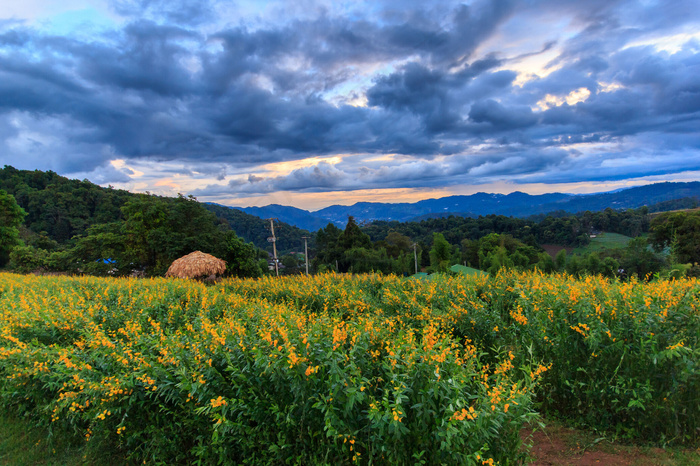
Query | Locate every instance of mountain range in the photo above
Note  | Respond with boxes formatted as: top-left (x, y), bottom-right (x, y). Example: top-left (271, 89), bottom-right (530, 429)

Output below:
top-left (231, 182), bottom-right (700, 231)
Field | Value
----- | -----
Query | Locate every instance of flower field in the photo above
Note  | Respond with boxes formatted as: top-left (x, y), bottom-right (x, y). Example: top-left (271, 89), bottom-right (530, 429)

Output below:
top-left (0, 271), bottom-right (698, 464)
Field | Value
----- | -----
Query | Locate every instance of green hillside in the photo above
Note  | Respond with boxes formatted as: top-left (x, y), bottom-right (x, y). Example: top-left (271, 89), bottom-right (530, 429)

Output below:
top-left (573, 232), bottom-right (632, 255)
top-left (450, 264), bottom-right (488, 277)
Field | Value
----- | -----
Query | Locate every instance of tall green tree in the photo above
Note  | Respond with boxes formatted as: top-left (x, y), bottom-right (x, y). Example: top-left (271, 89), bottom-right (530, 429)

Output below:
top-left (0, 189), bottom-right (26, 266)
top-left (620, 237), bottom-right (665, 280)
top-left (121, 193), bottom-right (234, 275)
top-left (335, 217), bottom-right (373, 272)
top-left (339, 216), bottom-right (372, 250)
top-left (650, 211), bottom-right (700, 264)
top-left (429, 232), bottom-right (452, 273)
top-left (313, 223), bottom-right (344, 271)
top-left (221, 232), bottom-right (266, 278)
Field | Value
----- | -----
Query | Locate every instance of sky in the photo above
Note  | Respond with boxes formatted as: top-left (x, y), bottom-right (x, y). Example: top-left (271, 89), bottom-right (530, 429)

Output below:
top-left (0, 0), bottom-right (699, 210)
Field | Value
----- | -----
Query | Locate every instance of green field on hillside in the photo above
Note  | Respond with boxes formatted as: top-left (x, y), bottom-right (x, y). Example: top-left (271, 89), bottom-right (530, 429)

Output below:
top-left (573, 232), bottom-right (633, 255)
top-left (450, 264), bottom-right (489, 277)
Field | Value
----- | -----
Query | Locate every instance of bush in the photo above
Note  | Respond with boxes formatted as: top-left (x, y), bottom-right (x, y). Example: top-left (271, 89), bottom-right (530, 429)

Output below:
top-left (9, 245), bottom-right (48, 273)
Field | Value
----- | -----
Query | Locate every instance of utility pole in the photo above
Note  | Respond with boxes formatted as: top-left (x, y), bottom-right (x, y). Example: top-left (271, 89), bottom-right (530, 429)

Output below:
top-left (413, 242), bottom-right (418, 274)
top-left (301, 236), bottom-right (310, 276)
top-left (267, 218), bottom-right (279, 277)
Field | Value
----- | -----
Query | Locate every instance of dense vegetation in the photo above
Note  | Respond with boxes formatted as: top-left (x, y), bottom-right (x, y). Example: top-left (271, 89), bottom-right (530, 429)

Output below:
top-left (0, 271), bottom-right (697, 464)
top-left (0, 166), bottom-right (303, 277)
top-left (2, 165), bottom-right (699, 280)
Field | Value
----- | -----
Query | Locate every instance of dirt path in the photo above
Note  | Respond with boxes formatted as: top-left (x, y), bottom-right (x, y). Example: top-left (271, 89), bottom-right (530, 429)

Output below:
top-left (523, 424), bottom-right (699, 465)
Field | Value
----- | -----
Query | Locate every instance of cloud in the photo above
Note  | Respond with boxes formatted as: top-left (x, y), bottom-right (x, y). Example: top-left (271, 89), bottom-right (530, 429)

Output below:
top-left (110, 0), bottom-right (216, 26)
top-left (0, 0), bottom-right (697, 204)
top-left (468, 99), bottom-right (537, 130)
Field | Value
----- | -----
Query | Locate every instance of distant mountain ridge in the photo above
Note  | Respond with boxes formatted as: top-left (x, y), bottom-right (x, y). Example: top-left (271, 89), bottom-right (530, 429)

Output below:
top-left (231, 182), bottom-right (700, 231)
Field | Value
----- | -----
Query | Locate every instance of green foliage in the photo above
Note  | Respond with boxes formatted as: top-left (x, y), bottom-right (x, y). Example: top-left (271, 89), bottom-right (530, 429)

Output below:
top-left (618, 237), bottom-right (666, 279)
top-left (0, 167), bottom-right (276, 278)
top-left (0, 166), bottom-right (132, 244)
top-left (222, 233), bottom-right (266, 278)
top-left (429, 233), bottom-right (452, 272)
top-left (650, 211), bottom-right (700, 265)
top-left (0, 189), bottom-right (26, 267)
top-left (9, 245), bottom-right (48, 273)
top-left (0, 412), bottom-right (120, 465)
top-left (0, 273), bottom-right (544, 464)
top-left (339, 216), bottom-right (372, 251)
top-left (554, 249), bottom-right (567, 271)
top-left (313, 223), bottom-right (344, 271)
top-left (343, 246), bottom-right (390, 273)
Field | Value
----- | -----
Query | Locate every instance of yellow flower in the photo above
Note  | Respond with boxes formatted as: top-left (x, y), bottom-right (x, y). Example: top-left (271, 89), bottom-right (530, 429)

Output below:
top-left (210, 396), bottom-right (227, 408)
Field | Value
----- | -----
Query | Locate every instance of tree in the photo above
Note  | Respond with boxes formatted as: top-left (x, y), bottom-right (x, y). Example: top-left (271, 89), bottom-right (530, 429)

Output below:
top-left (429, 233), bottom-right (452, 273)
top-left (0, 189), bottom-right (26, 266)
top-left (121, 193), bottom-right (230, 275)
top-left (9, 245), bottom-right (47, 273)
top-left (650, 211), bottom-right (700, 264)
top-left (601, 257), bottom-right (619, 278)
top-left (535, 253), bottom-right (555, 273)
top-left (384, 231), bottom-right (412, 259)
top-left (555, 249), bottom-right (567, 271)
top-left (334, 217), bottom-right (373, 272)
top-left (313, 223), bottom-right (344, 271)
top-left (221, 233), bottom-right (266, 278)
top-left (339, 216), bottom-right (372, 250)
top-left (67, 222), bottom-right (128, 275)
top-left (620, 237), bottom-right (665, 280)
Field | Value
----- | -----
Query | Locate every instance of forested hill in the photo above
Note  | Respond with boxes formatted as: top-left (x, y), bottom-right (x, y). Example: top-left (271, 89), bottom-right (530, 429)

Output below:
top-left (0, 166), bottom-right (307, 254)
top-left (203, 203), bottom-right (314, 253)
top-left (0, 166), bottom-right (133, 243)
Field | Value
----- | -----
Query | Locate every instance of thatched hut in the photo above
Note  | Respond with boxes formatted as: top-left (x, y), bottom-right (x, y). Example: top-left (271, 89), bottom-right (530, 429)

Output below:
top-left (165, 251), bottom-right (227, 280)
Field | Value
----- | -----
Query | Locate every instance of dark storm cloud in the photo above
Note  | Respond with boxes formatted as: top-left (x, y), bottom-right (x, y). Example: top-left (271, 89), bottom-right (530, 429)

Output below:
top-left (76, 21), bottom-right (200, 97)
top-left (468, 100), bottom-right (537, 130)
top-left (0, 0), bottom-right (699, 193)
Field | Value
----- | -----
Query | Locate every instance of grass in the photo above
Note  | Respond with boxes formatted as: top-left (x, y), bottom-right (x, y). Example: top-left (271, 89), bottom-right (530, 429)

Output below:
top-left (573, 232), bottom-right (632, 255)
top-left (0, 413), bottom-right (120, 466)
top-left (450, 264), bottom-right (488, 277)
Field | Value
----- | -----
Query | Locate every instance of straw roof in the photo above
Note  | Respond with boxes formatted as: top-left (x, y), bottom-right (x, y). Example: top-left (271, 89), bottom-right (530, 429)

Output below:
top-left (165, 251), bottom-right (227, 279)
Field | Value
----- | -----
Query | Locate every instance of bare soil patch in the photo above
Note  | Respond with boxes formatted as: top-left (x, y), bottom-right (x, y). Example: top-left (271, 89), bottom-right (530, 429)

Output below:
top-left (522, 423), bottom-right (700, 465)
top-left (541, 244), bottom-right (574, 260)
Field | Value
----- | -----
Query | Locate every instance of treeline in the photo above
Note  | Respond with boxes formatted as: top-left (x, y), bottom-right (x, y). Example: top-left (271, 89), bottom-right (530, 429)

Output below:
top-left (0, 166), bottom-right (318, 277)
top-left (0, 165), bottom-right (132, 244)
top-left (363, 205), bottom-right (655, 249)
top-left (0, 166), bottom-right (269, 277)
top-left (312, 216), bottom-right (560, 276)
top-left (310, 217), bottom-right (672, 280)
top-left (2, 165), bottom-right (699, 279)
top-left (5, 191), bottom-right (268, 277)
top-left (310, 205), bottom-right (700, 279)
top-left (0, 166), bottom-right (310, 256)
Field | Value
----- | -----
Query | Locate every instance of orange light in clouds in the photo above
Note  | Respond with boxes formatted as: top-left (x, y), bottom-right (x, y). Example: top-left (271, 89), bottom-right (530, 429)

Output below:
top-left (154, 179), bottom-right (183, 191)
top-left (258, 156), bottom-right (344, 176)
